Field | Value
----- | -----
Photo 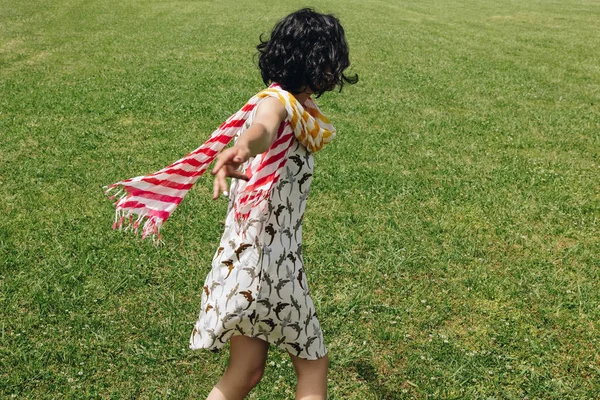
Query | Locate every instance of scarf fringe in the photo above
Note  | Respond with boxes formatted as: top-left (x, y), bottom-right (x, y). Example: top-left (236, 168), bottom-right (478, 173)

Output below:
top-left (104, 185), bottom-right (164, 245)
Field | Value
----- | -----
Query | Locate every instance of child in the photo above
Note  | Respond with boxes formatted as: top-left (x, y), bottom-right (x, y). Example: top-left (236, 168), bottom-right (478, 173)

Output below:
top-left (193, 9), bottom-right (357, 399)
top-left (105, 8), bottom-right (356, 400)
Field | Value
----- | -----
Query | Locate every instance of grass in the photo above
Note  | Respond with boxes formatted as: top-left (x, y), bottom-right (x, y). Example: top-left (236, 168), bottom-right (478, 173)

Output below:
top-left (1, 0), bottom-right (599, 398)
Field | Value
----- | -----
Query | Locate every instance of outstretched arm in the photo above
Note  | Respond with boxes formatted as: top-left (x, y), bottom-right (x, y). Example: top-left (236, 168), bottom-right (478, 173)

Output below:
top-left (211, 96), bottom-right (287, 199)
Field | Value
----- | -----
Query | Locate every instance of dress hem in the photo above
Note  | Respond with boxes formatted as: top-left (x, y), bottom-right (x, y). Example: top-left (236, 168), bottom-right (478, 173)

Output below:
top-left (189, 332), bottom-right (328, 361)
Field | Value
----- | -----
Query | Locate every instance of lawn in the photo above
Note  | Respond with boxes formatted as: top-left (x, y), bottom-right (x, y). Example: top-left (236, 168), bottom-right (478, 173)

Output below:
top-left (1, 0), bottom-right (599, 398)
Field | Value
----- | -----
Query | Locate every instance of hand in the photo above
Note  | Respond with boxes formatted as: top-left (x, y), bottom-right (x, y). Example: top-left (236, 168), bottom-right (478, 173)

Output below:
top-left (211, 146), bottom-right (250, 200)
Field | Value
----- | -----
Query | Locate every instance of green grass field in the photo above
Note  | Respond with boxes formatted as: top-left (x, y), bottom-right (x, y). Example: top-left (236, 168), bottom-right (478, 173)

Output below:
top-left (1, 0), bottom-right (599, 398)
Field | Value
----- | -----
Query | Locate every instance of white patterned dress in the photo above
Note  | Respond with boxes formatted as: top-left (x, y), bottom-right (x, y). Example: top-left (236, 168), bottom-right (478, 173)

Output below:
top-left (190, 107), bottom-right (327, 360)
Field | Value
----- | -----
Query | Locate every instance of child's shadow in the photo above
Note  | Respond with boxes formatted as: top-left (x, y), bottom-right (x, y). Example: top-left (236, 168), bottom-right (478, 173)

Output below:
top-left (353, 361), bottom-right (403, 399)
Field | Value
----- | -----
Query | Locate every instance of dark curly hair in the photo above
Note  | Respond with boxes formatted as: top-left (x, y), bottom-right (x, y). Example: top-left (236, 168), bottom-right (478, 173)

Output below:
top-left (257, 8), bottom-right (358, 97)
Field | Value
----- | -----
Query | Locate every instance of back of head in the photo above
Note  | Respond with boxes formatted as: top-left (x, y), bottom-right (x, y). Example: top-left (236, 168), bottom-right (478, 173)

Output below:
top-left (257, 8), bottom-right (358, 97)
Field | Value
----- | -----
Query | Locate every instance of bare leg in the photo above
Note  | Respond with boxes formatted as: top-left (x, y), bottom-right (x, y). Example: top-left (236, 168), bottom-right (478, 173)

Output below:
top-left (207, 336), bottom-right (269, 400)
top-left (289, 353), bottom-right (329, 400)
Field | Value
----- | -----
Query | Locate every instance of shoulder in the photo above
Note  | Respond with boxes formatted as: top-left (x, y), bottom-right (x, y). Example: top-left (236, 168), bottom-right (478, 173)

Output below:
top-left (255, 96), bottom-right (287, 123)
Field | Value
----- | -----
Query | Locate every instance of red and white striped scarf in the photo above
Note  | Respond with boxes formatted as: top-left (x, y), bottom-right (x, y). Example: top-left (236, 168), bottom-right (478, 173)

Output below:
top-left (104, 83), bottom-right (335, 242)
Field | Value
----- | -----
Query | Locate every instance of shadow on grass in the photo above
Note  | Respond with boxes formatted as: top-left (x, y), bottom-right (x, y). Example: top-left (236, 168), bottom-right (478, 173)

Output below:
top-left (353, 361), bottom-right (403, 400)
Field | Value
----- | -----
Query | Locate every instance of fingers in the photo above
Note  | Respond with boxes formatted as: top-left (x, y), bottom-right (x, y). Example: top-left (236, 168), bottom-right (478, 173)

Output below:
top-left (212, 170), bottom-right (220, 200)
top-left (228, 169), bottom-right (249, 181)
top-left (212, 148), bottom-right (236, 175)
top-left (211, 155), bottom-right (227, 176)
top-left (212, 166), bottom-right (249, 199)
top-left (213, 147), bottom-right (250, 175)
top-left (212, 169), bottom-right (228, 200)
top-left (211, 147), bottom-right (250, 199)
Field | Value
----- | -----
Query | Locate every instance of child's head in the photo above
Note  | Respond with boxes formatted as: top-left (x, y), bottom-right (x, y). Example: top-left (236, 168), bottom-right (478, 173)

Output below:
top-left (257, 8), bottom-right (358, 97)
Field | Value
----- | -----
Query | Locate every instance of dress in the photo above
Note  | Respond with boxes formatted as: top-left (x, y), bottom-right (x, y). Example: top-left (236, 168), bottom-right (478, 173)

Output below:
top-left (190, 105), bottom-right (327, 360)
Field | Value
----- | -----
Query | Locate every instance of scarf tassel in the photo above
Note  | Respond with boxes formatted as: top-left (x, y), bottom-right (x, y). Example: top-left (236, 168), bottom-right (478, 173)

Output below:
top-left (105, 185), bottom-right (164, 244)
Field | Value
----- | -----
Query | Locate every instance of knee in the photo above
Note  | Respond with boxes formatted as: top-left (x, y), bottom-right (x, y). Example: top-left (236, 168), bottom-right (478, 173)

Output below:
top-left (246, 364), bottom-right (265, 389)
top-left (226, 362), bottom-right (265, 390)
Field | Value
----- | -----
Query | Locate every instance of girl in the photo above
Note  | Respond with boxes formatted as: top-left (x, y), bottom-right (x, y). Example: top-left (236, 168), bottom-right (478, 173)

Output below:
top-left (193, 9), bottom-right (357, 399)
top-left (105, 8), bottom-right (357, 400)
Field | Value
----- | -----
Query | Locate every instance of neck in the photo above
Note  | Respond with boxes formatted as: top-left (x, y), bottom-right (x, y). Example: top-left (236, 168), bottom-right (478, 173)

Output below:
top-left (293, 92), bottom-right (311, 105)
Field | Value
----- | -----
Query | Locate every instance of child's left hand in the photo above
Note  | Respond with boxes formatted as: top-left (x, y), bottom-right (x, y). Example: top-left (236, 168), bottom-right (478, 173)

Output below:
top-left (211, 146), bottom-right (250, 200)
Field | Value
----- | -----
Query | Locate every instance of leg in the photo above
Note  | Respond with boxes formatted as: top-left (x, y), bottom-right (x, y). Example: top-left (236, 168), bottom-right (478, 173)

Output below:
top-left (289, 352), bottom-right (329, 400)
top-left (207, 336), bottom-right (269, 400)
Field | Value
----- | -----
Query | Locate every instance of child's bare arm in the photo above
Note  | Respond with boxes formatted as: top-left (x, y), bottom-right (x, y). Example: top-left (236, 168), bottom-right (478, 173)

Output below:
top-left (211, 97), bottom-right (287, 199)
top-left (236, 97), bottom-right (287, 157)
